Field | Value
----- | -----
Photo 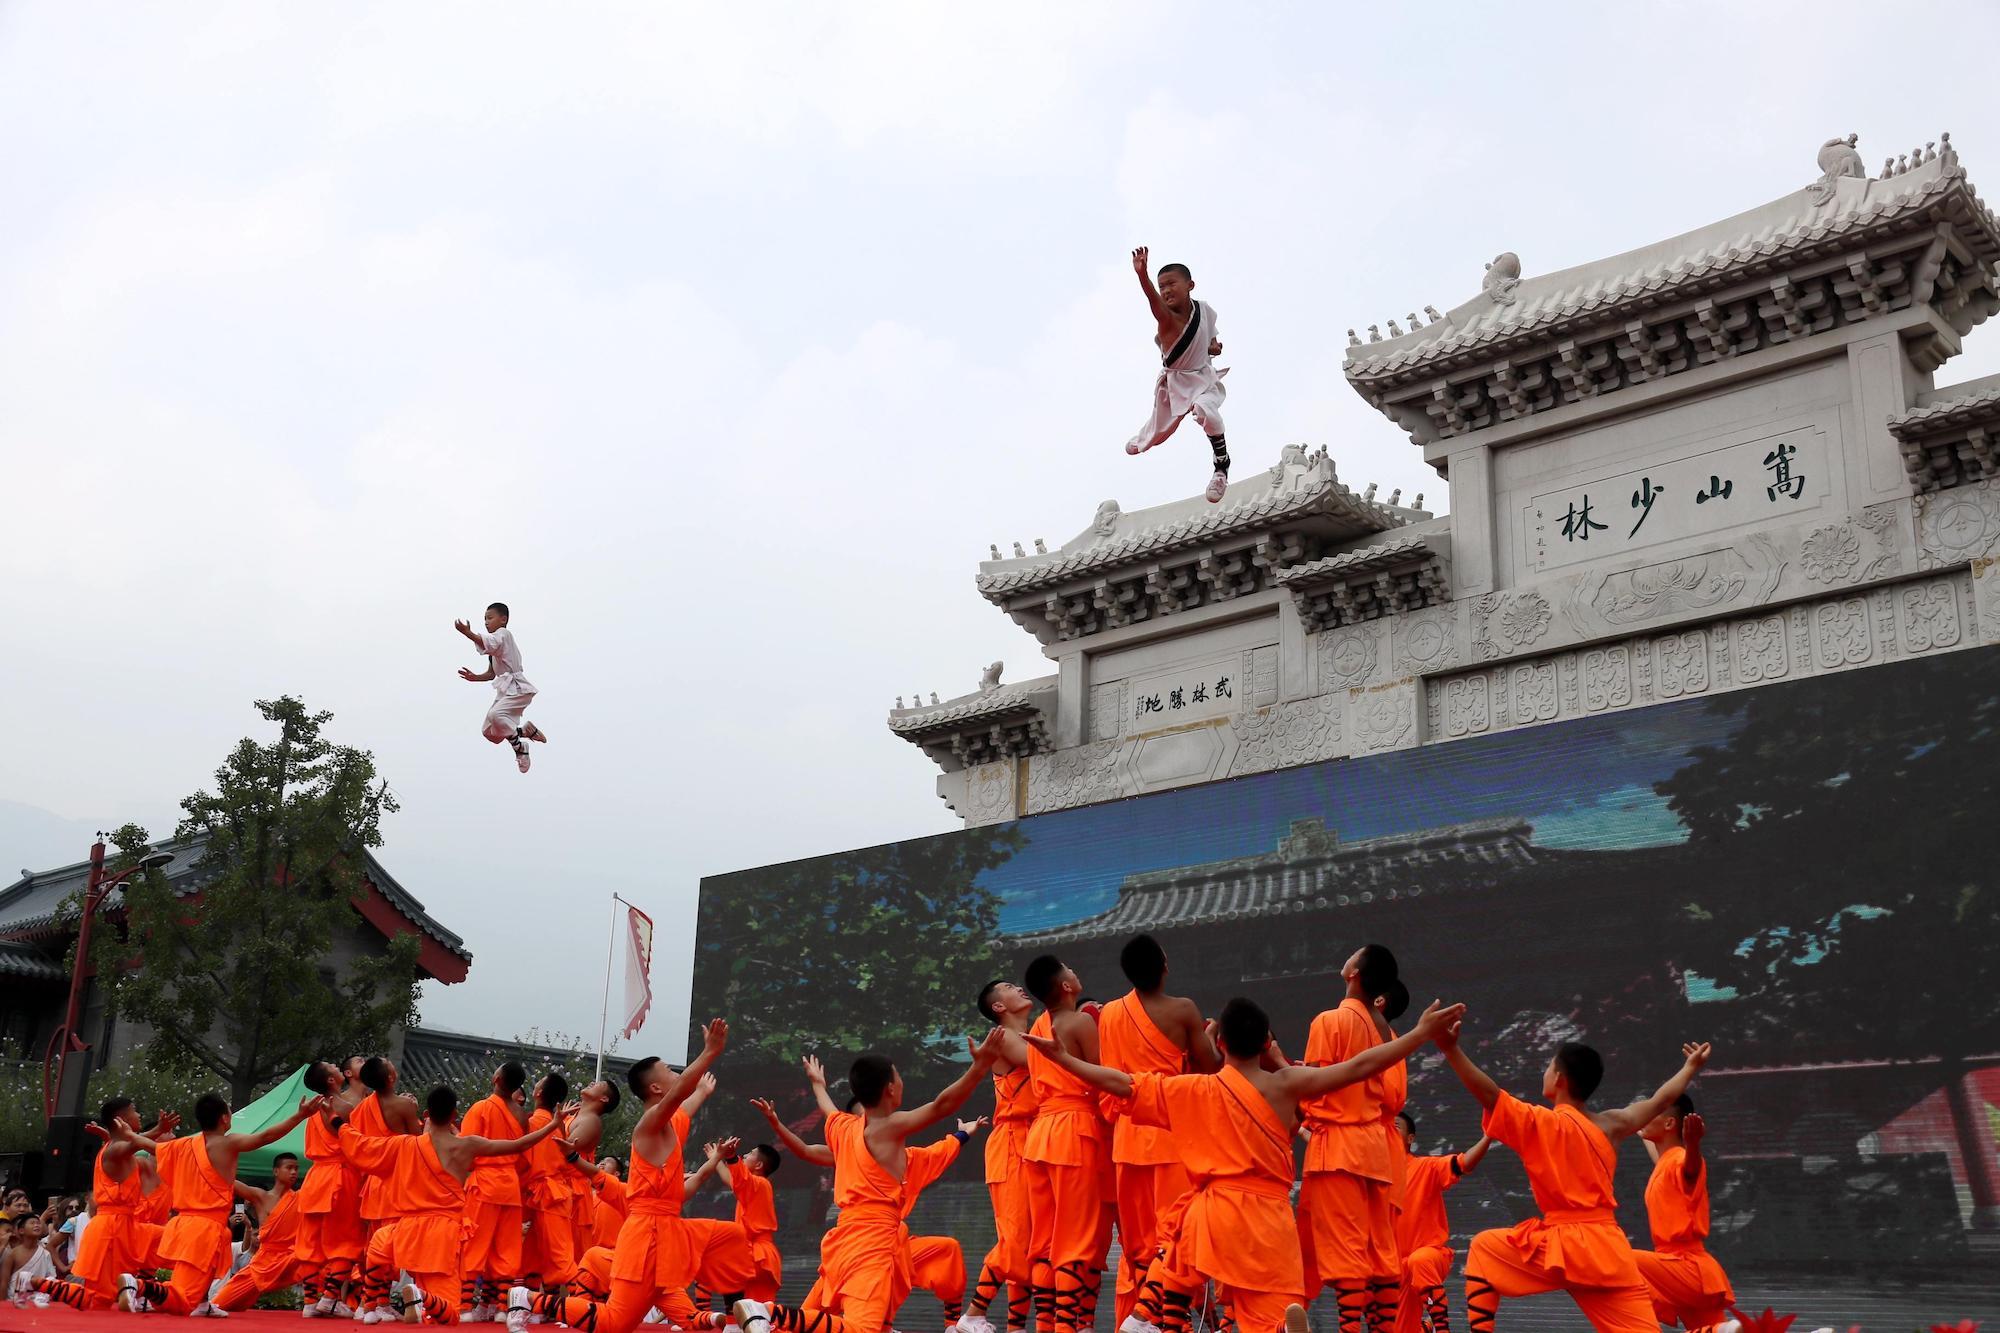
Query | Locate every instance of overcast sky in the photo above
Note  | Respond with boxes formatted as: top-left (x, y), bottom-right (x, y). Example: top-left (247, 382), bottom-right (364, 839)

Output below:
top-left (5, 3), bottom-right (1997, 1064)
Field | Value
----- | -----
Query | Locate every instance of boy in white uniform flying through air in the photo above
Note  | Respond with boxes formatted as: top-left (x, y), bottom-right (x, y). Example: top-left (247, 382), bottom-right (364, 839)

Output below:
top-left (455, 602), bottom-right (546, 773)
top-left (1125, 247), bottom-right (1230, 503)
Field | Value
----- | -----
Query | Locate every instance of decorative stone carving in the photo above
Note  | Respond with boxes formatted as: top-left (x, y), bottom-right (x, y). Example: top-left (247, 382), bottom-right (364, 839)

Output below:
top-left (1280, 535), bottom-right (1450, 631)
top-left (1482, 252), bottom-right (1522, 305)
top-left (1900, 579), bottom-right (1963, 651)
top-left (1024, 740), bottom-right (1121, 814)
top-left (1471, 591), bottom-right (1553, 660)
top-left (978, 661), bottom-right (1004, 692)
top-left (1814, 597), bottom-right (1872, 668)
top-left (964, 762), bottom-right (1015, 825)
top-left (1580, 545), bottom-right (1781, 629)
top-left (1317, 622), bottom-right (1383, 691)
top-left (1581, 645), bottom-right (1634, 711)
top-left (1800, 524), bottom-right (1862, 584)
top-left (1092, 500), bottom-right (1121, 540)
top-left (1917, 480), bottom-right (2000, 569)
top-left (1807, 133), bottom-right (1865, 204)
top-left (1392, 606), bottom-right (1462, 678)
top-left (1230, 694), bottom-right (1344, 777)
top-left (1653, 631), bottom-right (1710, 698)
top-left (1351, 685), bottom-right (1416, 753)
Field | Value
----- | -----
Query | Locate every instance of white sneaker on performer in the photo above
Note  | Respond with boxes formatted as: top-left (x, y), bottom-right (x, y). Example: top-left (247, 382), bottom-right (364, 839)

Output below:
top-left (1204, 470), bottom-right (1228, 504)
top-left (313, 1297), bottom-right (339, 1318)
top-left (34, 1294), bottom-right (52, 1310)
top-left (955, 1316), bottom-right (996, 1333)
top-left (336, 1301), bottom-right (358, 1318)
top-left (1117, 1317), bottom-right (1159, 1333)
top-left (118, 1274), bottom-right (141, 1314)
top-left (1282, 1304), bottom-right (1309, 1333)
top-left (362, 1310), bottom-right (385, 1325)
top-left (521, 722), bottom-right (547, 743)
top-left (459, 1305), bottom-right (490, 1324)
top-left (403, 1284), bottom-right (428, 1325)
top-left (640, 1312), bottom-right (666, 1326)
top-left (729, 1300), bottom-right (772, 1333)
top-left (512, 737), bottom-right (531, 773)
top-left (504, 1286), bottom-right (532, 1333)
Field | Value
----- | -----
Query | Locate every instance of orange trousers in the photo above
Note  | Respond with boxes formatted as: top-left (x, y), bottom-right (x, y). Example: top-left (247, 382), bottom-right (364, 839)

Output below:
top-left (1112, 1160), bottom-right (1190, 1325)
top-left (1465, 1229), bottom-right (1654, 1333)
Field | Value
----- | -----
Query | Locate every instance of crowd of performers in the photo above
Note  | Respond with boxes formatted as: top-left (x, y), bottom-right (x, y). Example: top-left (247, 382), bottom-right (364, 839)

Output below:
top-left (7, 937), bottom-right (1731, 1333)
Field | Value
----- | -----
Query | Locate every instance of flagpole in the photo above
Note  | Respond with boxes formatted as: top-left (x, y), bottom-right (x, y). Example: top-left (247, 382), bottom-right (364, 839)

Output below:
top-left (596, 894), bottom-right (622, 1084)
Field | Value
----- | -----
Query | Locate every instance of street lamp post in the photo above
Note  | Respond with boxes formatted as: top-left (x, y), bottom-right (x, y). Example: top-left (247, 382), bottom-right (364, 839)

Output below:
top-left (40, 836), bottom-right (173, 1122)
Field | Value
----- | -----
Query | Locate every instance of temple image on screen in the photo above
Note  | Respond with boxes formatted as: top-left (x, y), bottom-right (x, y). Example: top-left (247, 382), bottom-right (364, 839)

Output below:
top-left (691, 134), bottom-right (2000, 1328)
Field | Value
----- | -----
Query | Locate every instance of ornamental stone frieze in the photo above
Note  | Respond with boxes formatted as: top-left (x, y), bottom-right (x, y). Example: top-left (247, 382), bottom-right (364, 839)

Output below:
top-left (900, 132), bottom-right (2000, 827)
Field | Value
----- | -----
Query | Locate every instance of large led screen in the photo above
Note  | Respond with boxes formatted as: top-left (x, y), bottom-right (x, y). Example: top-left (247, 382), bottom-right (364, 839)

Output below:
top-left (688, 647), bottom-right (2000, 1329)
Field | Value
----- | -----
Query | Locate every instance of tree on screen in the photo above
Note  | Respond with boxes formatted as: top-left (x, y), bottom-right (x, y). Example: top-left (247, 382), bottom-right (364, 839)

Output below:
top-left (89, 697), bottom-right (422, 1106)
top-left (693, 825), bottom-right (1024, 1090)
top-left (1653, 657), bottom-right (2000, 1061)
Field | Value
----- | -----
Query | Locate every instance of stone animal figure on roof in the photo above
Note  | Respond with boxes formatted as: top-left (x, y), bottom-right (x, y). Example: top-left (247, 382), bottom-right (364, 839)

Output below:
top-left (1093, 499), bottom-right (1121, 539)
top-left (1482, 253), bottom-right (1522, 305)
top-left (1809, 133), bottom-right (1866, 203)
top-left (979, 662), bottom-right (1004, 693)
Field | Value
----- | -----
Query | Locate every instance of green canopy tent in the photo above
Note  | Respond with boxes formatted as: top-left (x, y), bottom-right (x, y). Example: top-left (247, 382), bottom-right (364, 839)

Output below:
top-left (227, 1065), bottom-right (313, 1182)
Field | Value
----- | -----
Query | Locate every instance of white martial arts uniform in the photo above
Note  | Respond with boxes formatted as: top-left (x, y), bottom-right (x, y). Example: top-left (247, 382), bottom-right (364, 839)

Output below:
top-left (475, 627), bottom-right (538, 742)
top-left (1126, 298), bottom-right (1227, 455)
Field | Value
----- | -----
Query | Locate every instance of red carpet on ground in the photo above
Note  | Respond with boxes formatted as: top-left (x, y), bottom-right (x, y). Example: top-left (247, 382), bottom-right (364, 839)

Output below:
top-left (0, 1311), bottom-right (307, 1333)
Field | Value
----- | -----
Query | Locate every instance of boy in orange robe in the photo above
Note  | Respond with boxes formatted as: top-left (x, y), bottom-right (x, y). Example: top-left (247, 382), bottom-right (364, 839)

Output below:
top-left (1026, 994), bottom-right (1464, 1333)
top-left (1300, 944), bottom-right (1401, 1333)
top-left (114, 1089), bottom-right (324, 1316)
top-left (733, 1032), bottom-right (1010, 1333)
top-left (1436, 1019), bottom-right (1711, 1333)
top-left (28, 1100), bottom-right (180, 1312)
top-left (523, 1073), bottom-right (581, 1301)
top-left (349, 1058), bottom-right (424, 1323)
top-left (712, 1137), bottom-right (785, 1303)
top-left (1636, 1097), bottom-right (1734, 1330)
top-left (211, 1151), bottom-right (305, 1312)
top-left (1390, 1116), bottom-right (1489, 1333)
top-left (523, 1021), bottom-right (746, 1333)
top-left (952, 980), bottom-right (1037, 1333)
top-left (341, 1084), bottom-right (569, 1327)
top-left (460, 1062), bottom-right (531, 1320)
top-left (297, 1060), bottom-right (367, 1316)
top-left (1097, 936), bottom-right (1219, 1331)
top-left (1021, 955), bottom-right (1111, 1333)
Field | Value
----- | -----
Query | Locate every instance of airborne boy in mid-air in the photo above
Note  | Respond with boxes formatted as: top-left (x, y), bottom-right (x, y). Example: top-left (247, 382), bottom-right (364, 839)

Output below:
top-left (455, 602), bottom-right (546, 773)
top-left (1125, 248), bottom-right (1231, 504)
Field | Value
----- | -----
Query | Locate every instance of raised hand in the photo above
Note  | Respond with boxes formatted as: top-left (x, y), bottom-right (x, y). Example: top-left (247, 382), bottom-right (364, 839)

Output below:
top-left (701, 1018), bottom-right (729, 1054)
top-left (85, 1122), bottom-right (112, 1142)
top-left (703, 1140), bottom-right (722, 1160)
top-left (698, 1073), bottom-right (718, 1098)
top-left (972, 1025), bottom-right (1010, 1066)
top-left (717, 1136), bottom-right (741, 1159)
top-left (298, 1094), bottom-right (328, 1117)
top-left (1413, 1000), bottom-right (1468, 1040)
top-left (1681, 1042), bottom-right (1712, 1072)
top-left (557, 1100), bottom-right (582, 1121)
top-left (1131, 246), bottom-right (1150, 275)
top-left (1434, 1018), bottom-right (1462, 1053)
top-left (1023, 1032), bottom-right (1061, 1059)
top-left (1682, 1111), bottom-right (1705, 1152)
top-left (803, 1055), bottom-right (827, 1087)
top-left (957, 1116), bottom-right (990, 1136)
top-left (453, 619), bottom-right (472, 636)
top-left (751, 1097), bottom-right (781, 1126)
top-left (458, 667), bottom-right (480, 681)
top-left (156, 1110), bottom-right (181, 1135)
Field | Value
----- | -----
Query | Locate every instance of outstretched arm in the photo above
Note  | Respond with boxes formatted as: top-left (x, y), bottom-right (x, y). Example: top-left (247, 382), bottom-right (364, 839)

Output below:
top-left (802, 1056), bottom-right (840, 1118)
top-left (889, 1027), bottom-right (1008, 1134)
top-left (1679, 1112), bottom-right (1707, 1189)
top-left (1283, 1003), bottom-right (1465, 1098)
top-left (1434, 1019), bottom-right (1502, 1111)
top-left (465, 1103), bottom-right (576, 1158)
top-left (226, 1096), bottom-right (326, 1154)
top-left (1131, 247), bottom-right (1166, 322)
top-left (1457, 1134), bottom-right (1493, 1175)
top-left (684, 1141), bottom-right (730, 1195)
top-left (1602, 1044), bottom-right (1711, 1141)
top-left (1022, 1032), bottom-right (1133, 1100)
top-left (752, 1098), bottom-right (834, 1168)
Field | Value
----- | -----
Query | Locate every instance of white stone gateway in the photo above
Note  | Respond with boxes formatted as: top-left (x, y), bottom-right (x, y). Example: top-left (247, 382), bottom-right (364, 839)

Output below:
top-left (892, 132), bottom-right (2000, 827)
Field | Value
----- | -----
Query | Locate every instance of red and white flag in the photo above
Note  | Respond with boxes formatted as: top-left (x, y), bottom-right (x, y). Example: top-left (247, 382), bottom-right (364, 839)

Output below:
top-left (620, 903), bottom-right (655, 1040)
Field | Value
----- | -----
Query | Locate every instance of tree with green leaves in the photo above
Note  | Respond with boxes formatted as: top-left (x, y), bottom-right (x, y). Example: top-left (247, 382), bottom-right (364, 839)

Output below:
top-left (692, 825), bottom-right (1023, 1090)
top-left (92, 696), bottom-right (422, 1106)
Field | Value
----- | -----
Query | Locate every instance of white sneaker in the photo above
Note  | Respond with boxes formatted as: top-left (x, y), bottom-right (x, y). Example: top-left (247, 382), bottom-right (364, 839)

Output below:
top-left (119, 1274), bottom-right (142, 1314)
top-left (512, 738), bottom-right (531, 773)
top-left (403, 1284), bottom-right (428, 1325)
top-left (1282, 1305), bottom-right (1309, 1333)
top-left (1118, 1318), bottom-right (1159, 1333)
top-left (522, 723), bottom-right (547, 743)
top-left (33, 1294), bottom-right (52, 1309)
top-left (1204, 470), bottom-right (1228, 504)
top-left (362, 1310), bottom-right (387, 1325)
top-left (956, 1316), bottom-right (996, 1333)
top-left (730, 1301), bottom-right (772, 1333)
top-left (337, 1302), bottom-right (359, 1319)
top-left (314, 1298), bottom-right (339, 1318)
top-left (504, 1287), bottom-right (532, 1333)
top-left (460, 1306), bottom-right (491, 1325)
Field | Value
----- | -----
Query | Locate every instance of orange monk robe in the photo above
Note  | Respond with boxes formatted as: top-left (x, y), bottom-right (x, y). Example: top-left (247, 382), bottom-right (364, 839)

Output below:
top-left (460, 1094), bottom-right (528, 1284)
top-left (213, 1190), bottom-right (303, 1312)
top-left (348, 1093), bottom-right (395, 1233)
top-left (727, 1162), bottom-right (783, 1302)
top-left (805, 1110), bottom-right (916, 1333)
top-left (136, 1168), bottom-right (172, 1268)
top-left (342, 1126), bottom-right (473, 1322)
top-left (1390, 1153), bottom-right (1464, 1333)
top-left (565, 1136), bottom-right (599, 1265)
top-left (1464, 1092), bottom-right (1653, 1332)
top-left (1299, 998), bottom-right (1395, 1289)
top-left (64, 1151), bottom-right (151, 1308)
top-left (590, 1172), bottom-right (629, 1253)
top-left (149, 1135), bottom-right (237, 1314)
top-left (1096, 993), bottom-right (1193, 1326)
top-left (1111, 1069), bottom-right (1302, 1333)
top-left (1023, 1012), bottom-right (1110, 1333)
top-left (975, 1062), bottom-right (1037, 1296)
top-left (1634, 1146), bottom-right (1733, 1329)
top-left (296, 1113), bottom-right (365, 1275)
top-left (522, 1107), bottom-right (579, 1285)
top-left (904, 1137), bottom-right (969, 1314)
